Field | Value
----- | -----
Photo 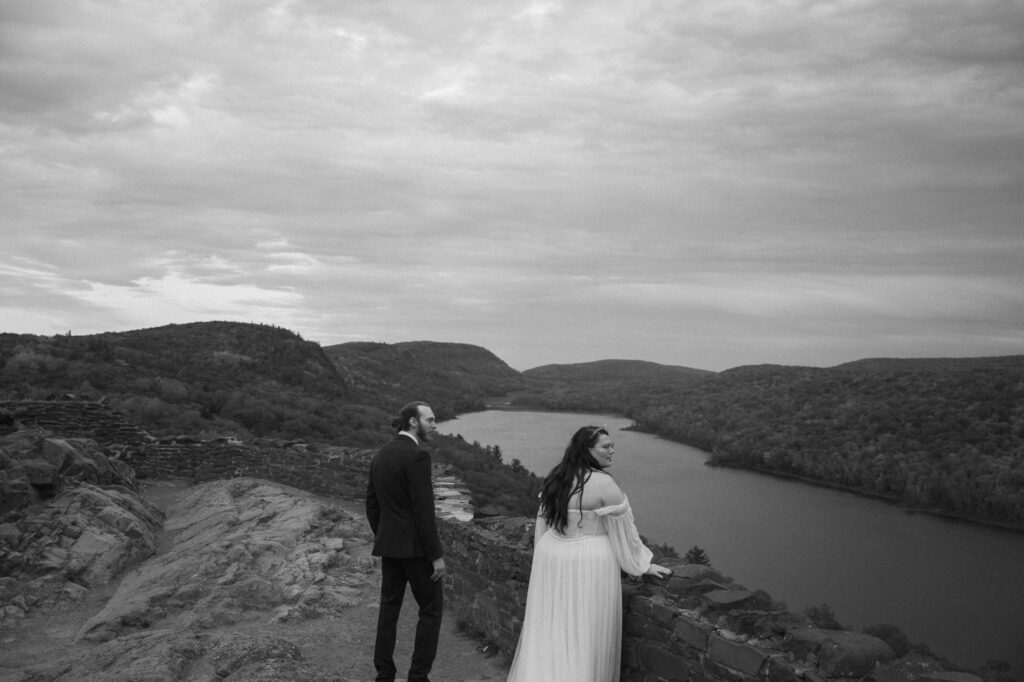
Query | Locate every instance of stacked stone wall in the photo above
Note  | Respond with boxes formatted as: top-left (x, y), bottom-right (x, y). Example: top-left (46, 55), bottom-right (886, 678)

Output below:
top-left (437, 517), bottom-right (979, 682)
top-left (124, 442), bottom-right (372, 500)
top-left (437, 515), bottom-right (534, 654)
top-left (0, 400), bottom-right (372, 500)
top-left (1, 401), bottom-right (150, 445)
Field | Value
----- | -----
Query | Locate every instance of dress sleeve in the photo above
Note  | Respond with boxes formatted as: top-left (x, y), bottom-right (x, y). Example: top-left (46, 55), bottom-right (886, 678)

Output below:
top-left (533, 506), bottom-right (548, 546)
top-left (594, 496), bottom-right (653, 576)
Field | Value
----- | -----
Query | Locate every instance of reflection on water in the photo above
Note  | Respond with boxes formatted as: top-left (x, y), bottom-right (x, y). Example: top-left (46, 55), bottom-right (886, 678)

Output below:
top-left (440, 409), bottom-right (1024, 676)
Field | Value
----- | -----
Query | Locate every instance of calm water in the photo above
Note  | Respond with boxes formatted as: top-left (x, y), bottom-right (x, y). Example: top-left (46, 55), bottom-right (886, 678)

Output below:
top-left (439, 409), bottom-right (1024, 676)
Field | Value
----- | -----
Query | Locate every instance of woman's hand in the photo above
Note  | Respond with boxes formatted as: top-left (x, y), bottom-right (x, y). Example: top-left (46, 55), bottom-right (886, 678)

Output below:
top-left (645, 563), bottom-right (672, 579)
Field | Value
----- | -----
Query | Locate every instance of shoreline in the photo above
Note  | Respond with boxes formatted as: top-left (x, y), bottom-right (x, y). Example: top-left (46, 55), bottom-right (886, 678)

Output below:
top-left (467, 405), bottom-right (1024, 536)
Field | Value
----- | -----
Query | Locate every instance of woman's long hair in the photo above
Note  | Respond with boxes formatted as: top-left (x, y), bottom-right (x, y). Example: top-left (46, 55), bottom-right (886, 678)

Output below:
top-left (539, 426), bottom-right (609, 534)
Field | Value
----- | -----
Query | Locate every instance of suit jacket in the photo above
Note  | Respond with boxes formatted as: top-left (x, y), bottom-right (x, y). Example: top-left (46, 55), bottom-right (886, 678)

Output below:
top-left (366, 435), bottom-right (444, 560)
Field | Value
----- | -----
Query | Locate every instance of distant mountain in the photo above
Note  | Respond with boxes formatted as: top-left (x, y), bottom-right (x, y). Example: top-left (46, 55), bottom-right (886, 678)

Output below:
top-left (524, 359), bottom-right (712, 383)
top-left (512, 359), bottom-right (714, 414)
top-left (324, 340), bottom-right (527, 419)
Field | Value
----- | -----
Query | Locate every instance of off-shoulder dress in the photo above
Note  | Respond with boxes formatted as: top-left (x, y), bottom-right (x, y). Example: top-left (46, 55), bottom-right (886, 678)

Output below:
top-left (506, 496), bottom-right (653, 682)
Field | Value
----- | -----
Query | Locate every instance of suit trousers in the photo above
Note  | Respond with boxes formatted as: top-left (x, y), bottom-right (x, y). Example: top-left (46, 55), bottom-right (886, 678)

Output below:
top-left (373, 556), bottom-right (443, 682)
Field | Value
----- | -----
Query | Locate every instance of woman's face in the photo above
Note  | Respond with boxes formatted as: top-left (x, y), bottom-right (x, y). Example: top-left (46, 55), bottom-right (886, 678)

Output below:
top-left (589, 433), bottom-right (615, 469)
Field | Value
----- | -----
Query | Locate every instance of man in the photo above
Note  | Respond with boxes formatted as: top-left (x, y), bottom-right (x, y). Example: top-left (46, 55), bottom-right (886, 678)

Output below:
top-left (366, 401), bottom-right (445, 682)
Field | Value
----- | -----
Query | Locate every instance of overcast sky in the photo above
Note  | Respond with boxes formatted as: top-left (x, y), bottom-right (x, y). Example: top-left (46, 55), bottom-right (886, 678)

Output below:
top-left (2, 1), bottom-right (1021, 372)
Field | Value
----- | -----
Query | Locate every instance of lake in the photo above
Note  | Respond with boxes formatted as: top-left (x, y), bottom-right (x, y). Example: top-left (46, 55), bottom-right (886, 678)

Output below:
top-left (439, 409), bottom-right (1024, 676)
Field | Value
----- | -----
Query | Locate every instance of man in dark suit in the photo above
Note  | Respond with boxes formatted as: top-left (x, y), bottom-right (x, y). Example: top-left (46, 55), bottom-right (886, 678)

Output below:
top-left (366, 401), bottom-right (445, 682)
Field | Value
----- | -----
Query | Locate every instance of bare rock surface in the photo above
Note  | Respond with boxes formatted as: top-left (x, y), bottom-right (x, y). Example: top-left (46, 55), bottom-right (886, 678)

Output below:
top-left (77, 477), bottom-right (370, 644)
top-left (0, 482), bottom-right (163, 630)
top-left (0, 477), bottom-right (509, 681)
top-left (0, 432), bottom-right (137, 515)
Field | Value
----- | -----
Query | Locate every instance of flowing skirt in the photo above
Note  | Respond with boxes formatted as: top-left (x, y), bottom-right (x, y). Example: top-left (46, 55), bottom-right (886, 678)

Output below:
top-left (506, 531), bottom-right (623, 682)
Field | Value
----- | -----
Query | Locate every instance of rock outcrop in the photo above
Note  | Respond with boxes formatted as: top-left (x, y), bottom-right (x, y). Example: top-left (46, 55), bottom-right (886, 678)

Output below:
top-left (5, 477), bottom-right (379, 681)
top-left (0, 431), bottom-right (137, 514)
top-left (78, 477), bottom-right (374, 644)
top-left (0, 432), bottom-right (160, 629)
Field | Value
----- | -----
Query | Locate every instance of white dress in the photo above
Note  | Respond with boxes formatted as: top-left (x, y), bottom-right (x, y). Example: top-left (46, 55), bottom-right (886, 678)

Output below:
top-left (506, 496), bottom-right (653, 682)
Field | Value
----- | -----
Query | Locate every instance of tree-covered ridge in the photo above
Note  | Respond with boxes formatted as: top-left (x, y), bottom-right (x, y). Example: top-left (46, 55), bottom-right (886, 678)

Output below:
top-left (627, 356), bottom-right (1024, 528)
top-left (5, 322), bottom-right (1022, 528)
top-left (0, 322), bottom-right (375, 445)
top-left (0, 322), bottom-right (541, 516)
top-left (324, 340), bottom-right (527, 420)
top-left (524, 358), bottom-right (712, 383)
top-left (513, 359), bottom-right (713, 415)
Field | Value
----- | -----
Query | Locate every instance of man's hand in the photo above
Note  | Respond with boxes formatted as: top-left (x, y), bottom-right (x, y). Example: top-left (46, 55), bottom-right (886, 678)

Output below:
top-left (430, 558), bottom-right (446, 581)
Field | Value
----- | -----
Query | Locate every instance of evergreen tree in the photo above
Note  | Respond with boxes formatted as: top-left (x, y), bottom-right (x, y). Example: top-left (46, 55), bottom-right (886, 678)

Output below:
top-left (683, 545), bottom-right (710, 565)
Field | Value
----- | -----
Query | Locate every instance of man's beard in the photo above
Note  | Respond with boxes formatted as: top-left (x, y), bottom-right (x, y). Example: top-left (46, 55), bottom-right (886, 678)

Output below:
top-left (417, 423), bottom-right (431, 442)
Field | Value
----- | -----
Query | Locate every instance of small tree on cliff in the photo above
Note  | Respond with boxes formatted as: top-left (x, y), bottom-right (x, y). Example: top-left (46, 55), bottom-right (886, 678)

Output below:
top-left (683, 545), bottom-right (711, 565)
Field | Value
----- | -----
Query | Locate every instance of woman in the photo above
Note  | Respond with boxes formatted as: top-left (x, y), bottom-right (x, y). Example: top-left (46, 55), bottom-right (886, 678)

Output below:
top-left (506, 425), bottom-right (671, 682)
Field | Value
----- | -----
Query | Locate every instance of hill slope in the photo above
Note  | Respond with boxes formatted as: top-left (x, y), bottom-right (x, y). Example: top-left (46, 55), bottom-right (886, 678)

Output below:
top-left (4, 323), bottom-right (1021, 529)
top-left (524, 358), bottom-right (712, 384)
top-left (324, 340), bottom-right (527, 420)
top-left (627, 356), bottom-right (1024, 529)
top-left (512, 359), bottom-right (714, 414)
top-left (0, 322), bottom-right (375, 444)
top-left (0, 325), bottom-right (526, 444)
top-left (0, 322), bottom-right (542, 515)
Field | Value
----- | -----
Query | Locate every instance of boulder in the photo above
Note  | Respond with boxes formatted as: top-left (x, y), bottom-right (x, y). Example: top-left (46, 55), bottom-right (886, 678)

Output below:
top-left (19, 458), bottom-right (59, 486)
top-left (0, 522), bottom-right (21, 548)
top-left (0, 431), bottom-right (138, 517)
top-left (784, 627), bottom-right (896, 677)
top-left (0, 457), bottom-right (38, 514)
top-left (39, 438), bottom-right (76, 470)
top-left (705, 588), bottom-right (757, 607)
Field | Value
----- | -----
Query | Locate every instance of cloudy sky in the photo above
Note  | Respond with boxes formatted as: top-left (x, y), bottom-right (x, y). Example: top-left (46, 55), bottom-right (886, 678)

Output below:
top-left (2, 0), bottom-right (1021, 372)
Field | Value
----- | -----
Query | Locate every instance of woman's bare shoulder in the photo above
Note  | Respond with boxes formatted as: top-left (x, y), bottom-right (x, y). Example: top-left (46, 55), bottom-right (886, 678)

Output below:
top-left (587, 470), bottom-right (625, 506)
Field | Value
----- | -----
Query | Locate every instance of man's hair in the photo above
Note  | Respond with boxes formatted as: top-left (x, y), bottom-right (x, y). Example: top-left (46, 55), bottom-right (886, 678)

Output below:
top-left (392, 401), bottom-right (430, 432)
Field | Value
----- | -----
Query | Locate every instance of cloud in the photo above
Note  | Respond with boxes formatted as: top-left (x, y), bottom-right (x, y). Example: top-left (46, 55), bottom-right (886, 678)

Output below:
top-left (0, 0), bottom-right (1021, 371)
top-left (67, 272), bottom-right (303, 327)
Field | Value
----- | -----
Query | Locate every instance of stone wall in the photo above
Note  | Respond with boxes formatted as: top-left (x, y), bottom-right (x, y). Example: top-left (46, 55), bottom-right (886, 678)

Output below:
top-left (438, 515), bottom-right (534, 654)
top-left (0, 399), bottom-right (373, 500)
top-left (1, 400), bottom-right (151, 445)
top-left (125, 441), bottom-right (373, 500)
top-left (437, 513), bottom-right (980, 682)
top-left (2, 401), bottom-right (988, 682)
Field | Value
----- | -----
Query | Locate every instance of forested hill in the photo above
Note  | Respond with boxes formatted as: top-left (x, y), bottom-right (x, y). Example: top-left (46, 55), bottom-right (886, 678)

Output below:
top-left (5, 323), bottom-right (1022, 526)
top-left (0, 323), bottom-right (522, 444)
top-left (524, 359), bottom-right (712, 383)
top-left (513, 359), bottom-right (713, 414)
top-left (0, 322), bottom-right (377, 443)
top-left (323, 340), bottom-right (526, 420)
top-left (626, 356), bottom-right (1024, 529)
top-left (0, 322), bottom-right (543, 515)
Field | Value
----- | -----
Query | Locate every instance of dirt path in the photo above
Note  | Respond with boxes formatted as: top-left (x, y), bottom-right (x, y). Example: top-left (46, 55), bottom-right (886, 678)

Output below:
top-left (0, 479), bottom-right (509, 682)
